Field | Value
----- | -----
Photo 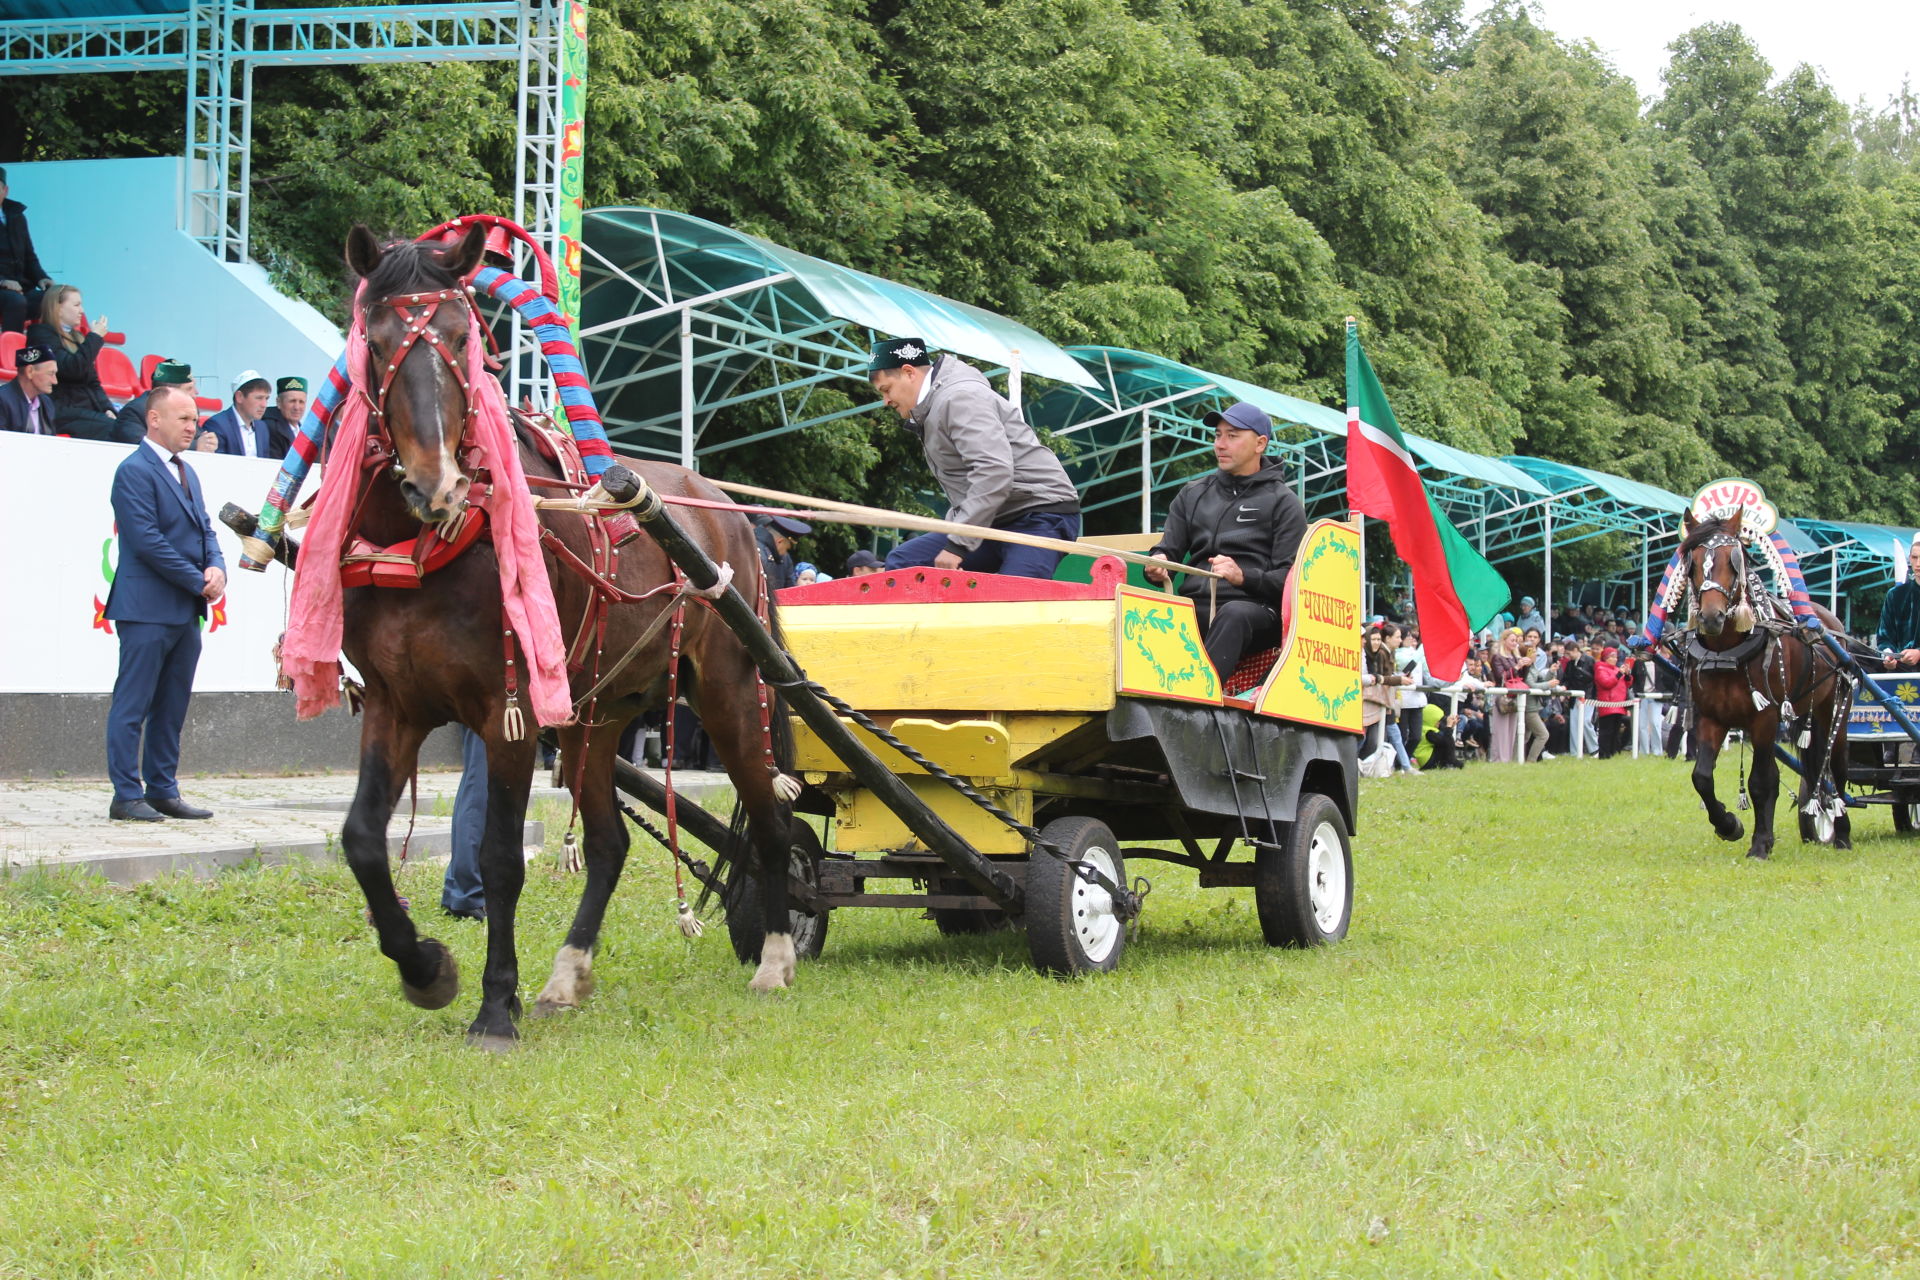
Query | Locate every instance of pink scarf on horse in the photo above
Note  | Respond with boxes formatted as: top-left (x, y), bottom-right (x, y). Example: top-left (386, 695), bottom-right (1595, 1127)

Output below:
top-left (281, 301), bottom-right (573, 729)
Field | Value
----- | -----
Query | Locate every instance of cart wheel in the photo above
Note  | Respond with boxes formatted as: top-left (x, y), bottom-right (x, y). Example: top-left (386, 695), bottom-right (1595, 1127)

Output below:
top-left (1255, 792), bottom-right (1352, 948)
top-left (932, 877), bottom-right (1009, 935)
top-left (1894, 800), bottom-right (1919, 834)
top-left (1024, 817), bottom-right (1127, 977)
top-left (725, 818), bottom-right (830, 964)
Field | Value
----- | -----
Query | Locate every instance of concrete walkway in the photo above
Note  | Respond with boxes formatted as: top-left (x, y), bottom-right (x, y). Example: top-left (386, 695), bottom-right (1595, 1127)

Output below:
top-left (0, 768), bottom-right (731, 885)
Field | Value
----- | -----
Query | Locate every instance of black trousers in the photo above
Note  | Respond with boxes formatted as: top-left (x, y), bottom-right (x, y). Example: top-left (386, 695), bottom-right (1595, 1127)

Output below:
top-left (0, 285), bottom-right (43, 333)
top-left (1597, 715), bottom-right (1628, 758)
top-left (1197, 598), bottom-right (1281, 678)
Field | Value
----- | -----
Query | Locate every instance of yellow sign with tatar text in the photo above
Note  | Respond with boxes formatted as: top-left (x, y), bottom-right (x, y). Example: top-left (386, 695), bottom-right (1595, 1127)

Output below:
top-left (1256, 520), bottom-right (1363, 732)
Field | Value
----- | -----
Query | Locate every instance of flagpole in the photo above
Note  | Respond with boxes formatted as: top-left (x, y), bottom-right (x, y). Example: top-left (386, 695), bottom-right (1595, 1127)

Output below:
top-left (1345, 317), bottom-right (1368, 615)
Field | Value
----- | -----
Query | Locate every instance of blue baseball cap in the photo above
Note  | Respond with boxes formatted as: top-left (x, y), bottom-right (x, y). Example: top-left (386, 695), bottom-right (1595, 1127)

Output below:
top-left (1202, 401), bottom-right (1272, 437)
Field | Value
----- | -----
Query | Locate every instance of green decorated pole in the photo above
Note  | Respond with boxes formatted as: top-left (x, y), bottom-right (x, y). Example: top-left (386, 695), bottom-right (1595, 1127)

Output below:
top-left (557, 0), bottom-right (588, 344)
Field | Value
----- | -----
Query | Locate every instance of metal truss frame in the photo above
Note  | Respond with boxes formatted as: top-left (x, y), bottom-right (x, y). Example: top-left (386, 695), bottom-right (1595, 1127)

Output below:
top-left (574, 214), bottom-right (909, 466)
top-left (0, 0), bottom-right (557, 363)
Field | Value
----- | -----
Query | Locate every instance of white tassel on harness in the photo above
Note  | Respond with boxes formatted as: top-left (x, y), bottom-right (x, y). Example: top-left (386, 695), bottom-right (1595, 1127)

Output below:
top-left (675, 898), bottom-right (705, 938)
top-left (773, 772), bottom-right (804, 802)
top-left (502, 696), bottom-right (526, 742)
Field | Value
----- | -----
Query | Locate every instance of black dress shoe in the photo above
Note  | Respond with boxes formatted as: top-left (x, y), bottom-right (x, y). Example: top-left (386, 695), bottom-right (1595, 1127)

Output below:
top-left (109, 799), bottom-right (165, 822)
top-left (441, 905), bottom-right (487, 922)
top-left (147, 796), bottom-right (213, 820)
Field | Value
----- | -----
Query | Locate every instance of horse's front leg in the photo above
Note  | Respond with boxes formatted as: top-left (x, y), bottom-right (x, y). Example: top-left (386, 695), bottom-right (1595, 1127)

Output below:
top-left (468, 726), bottom-right (537, 1051)
top-left (341, 700), bottom-right (457, 1008)
top-left (1692, 722), bottom-right (1743, 843)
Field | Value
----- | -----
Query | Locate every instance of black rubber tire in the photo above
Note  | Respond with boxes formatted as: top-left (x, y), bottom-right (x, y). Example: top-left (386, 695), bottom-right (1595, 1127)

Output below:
top-left (1255, 792), bottom-right (1352, 948)
top-left (1894, 798), bottom-right (1919, 834)
top-left (725, 819), bottom-right (830, 964)
top-left (1024, 817), bottom-right (1127, 977)
top-left (931, 877), bottom-right (1009, 935)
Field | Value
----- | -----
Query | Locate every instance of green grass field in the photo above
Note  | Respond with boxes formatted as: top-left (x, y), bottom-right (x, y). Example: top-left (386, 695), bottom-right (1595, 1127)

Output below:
top-left (6, 755), bottom-right (1920, 1277)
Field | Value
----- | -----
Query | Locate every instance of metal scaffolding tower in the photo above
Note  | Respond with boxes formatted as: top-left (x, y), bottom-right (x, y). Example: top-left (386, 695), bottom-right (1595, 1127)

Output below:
top-left (0, 0), bottom-right (564, 399)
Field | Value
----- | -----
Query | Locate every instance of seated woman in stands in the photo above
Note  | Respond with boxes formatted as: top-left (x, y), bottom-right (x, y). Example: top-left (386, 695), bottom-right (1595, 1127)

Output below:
top-left (25, 284), bottom-right (123, 442)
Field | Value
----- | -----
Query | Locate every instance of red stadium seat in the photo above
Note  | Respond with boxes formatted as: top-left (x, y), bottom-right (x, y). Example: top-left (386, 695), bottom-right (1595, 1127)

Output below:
top-left (0, 330), bottom-right (21, 379)
top-left (195, 395), bottom-right (223, 417)
top-left (138, 353), bottom-right (163, 391)
top-left (95, 345), bottom-right (141, 404)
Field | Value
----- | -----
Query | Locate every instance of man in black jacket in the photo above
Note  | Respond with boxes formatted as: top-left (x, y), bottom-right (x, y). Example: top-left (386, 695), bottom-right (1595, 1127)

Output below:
top-left (1144, 401), bottom-right (1308, 677)
top-left (0, 169), bottom-right (52, 333)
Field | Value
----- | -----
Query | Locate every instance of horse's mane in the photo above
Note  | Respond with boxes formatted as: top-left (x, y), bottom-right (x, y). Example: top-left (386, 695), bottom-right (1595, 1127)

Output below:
top-left (359, 238), bottom-right (461, 301)
top-left (1679, 515), bottom-right (1738, 558)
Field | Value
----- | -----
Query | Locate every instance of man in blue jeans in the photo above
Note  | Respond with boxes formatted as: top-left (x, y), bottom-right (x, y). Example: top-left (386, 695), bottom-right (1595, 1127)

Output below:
top-left (442, 727), bottom-right (488, 921)
top-left (869, 337), bottom-right (1081, 579)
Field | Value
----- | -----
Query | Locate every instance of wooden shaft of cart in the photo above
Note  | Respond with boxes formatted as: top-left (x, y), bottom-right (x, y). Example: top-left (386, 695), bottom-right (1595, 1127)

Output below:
top-left (618, 469), bottom-right (1027, 913)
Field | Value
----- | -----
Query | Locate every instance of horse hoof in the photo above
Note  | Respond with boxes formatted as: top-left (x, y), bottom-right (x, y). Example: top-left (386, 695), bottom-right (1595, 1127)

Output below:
top-left (1747, 843), bottom-right (1773, 861)
top-left (400, 938), bottom-right (459, 1010)
top-left (1715, 817), bottom-right (1745, 842)
top-left (467, 1031), bottom-right (519, 1054)
top-left (747, 932), bottom-right (797, 994)
top-left (531, 997), bottom-right (578, 1018)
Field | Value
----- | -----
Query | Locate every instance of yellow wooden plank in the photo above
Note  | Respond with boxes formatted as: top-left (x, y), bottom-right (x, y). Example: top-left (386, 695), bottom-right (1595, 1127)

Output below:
top-left (779, 600), bottom-right (1118, 711)
top-left (790, 716), bottom-right (1013, 777)
top-left (835, 778), bottom-right (1033, 855)
top-left (1004, 714), bottom-right (1098, 765)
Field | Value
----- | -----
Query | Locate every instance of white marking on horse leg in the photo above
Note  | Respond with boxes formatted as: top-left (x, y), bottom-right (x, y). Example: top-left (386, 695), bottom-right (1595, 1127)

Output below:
top-left (534, 943), bottom-right (595, 1013)
top-left (748, 932), bottom-right (796, 993)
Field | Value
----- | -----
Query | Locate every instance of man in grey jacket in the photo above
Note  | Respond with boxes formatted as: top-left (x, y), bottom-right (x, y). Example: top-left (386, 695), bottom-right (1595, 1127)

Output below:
top-left (870, 337), bottom-right (1081, 579)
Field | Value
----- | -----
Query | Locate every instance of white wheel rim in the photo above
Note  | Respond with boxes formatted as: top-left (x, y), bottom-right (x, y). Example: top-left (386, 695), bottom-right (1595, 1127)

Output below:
top-left (1071, 845), bottom-right (1123, 964)
top-left (1307, 821), bottom-right (1347, 935)
top-left (1904, 803), bottom-right (1920, 829)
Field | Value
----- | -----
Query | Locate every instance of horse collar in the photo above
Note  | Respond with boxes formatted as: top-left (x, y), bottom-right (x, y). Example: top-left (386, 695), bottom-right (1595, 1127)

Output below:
top-left (1686, 629), bottom-right (1769, 671)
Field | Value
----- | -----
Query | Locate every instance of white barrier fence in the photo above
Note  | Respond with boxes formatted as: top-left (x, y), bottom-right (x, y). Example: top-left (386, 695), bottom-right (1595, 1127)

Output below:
top-left (1492, 689), bottom-right (1672, 763)
top-left (0, 433), bottom-right (291, 694)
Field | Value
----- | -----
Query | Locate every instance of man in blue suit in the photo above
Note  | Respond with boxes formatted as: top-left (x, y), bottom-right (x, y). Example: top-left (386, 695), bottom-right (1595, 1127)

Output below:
top-left (104, 384), bottom-right (227, 821)
top-left (204, 370), bottom-right (281, 459)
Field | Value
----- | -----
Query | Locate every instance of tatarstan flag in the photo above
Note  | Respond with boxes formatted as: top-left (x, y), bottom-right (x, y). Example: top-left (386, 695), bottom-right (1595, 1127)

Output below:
top-left (1345, 321), bottom-right (1509, 682)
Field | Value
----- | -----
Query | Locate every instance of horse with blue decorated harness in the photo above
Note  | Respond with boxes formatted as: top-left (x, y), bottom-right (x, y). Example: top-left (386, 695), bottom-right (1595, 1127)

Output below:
top-left (1639, 479), bottom-right (1920, 857)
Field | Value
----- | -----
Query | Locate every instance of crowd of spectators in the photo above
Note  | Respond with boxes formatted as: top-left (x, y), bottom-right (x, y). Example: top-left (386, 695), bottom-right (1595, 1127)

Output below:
top-left (1360, 599), bottom-right (1692, 775)
top-left (0, 170), bottom-right (311, 452)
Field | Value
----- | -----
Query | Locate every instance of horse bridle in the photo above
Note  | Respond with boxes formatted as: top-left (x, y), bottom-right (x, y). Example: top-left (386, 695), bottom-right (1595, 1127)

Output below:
top-left (1688, 531), bottom-right (1747, 614)
top-left (358, 285), bottom-right (480, 476)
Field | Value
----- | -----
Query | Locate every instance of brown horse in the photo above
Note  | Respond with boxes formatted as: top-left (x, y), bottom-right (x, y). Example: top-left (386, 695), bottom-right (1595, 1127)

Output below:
top-left (1681, 511), bottom-right (1852, 859)
top-left (334, 225), bottom-right (800, 1050)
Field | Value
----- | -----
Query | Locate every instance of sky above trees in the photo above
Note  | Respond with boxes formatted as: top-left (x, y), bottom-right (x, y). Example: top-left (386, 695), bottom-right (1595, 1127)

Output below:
top-left (1528, 0), bottom-right (1919, 107)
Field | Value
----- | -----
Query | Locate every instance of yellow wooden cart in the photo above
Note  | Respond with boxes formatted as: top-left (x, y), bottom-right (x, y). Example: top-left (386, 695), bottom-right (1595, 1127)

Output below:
top-left (709, 518), bottom-right (1366, 976)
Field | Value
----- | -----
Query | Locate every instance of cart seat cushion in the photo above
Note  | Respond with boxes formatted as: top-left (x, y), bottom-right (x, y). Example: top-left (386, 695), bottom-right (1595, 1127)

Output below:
top-left (1223, 647), bottom-right (1281, 696)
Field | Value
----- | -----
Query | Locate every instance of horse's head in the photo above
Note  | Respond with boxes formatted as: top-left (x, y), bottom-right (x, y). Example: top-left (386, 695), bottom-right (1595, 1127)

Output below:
top-left (344, 223), bottom-right (489, 524)
top-left (1681, 509), bottom-right (1749, 639)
